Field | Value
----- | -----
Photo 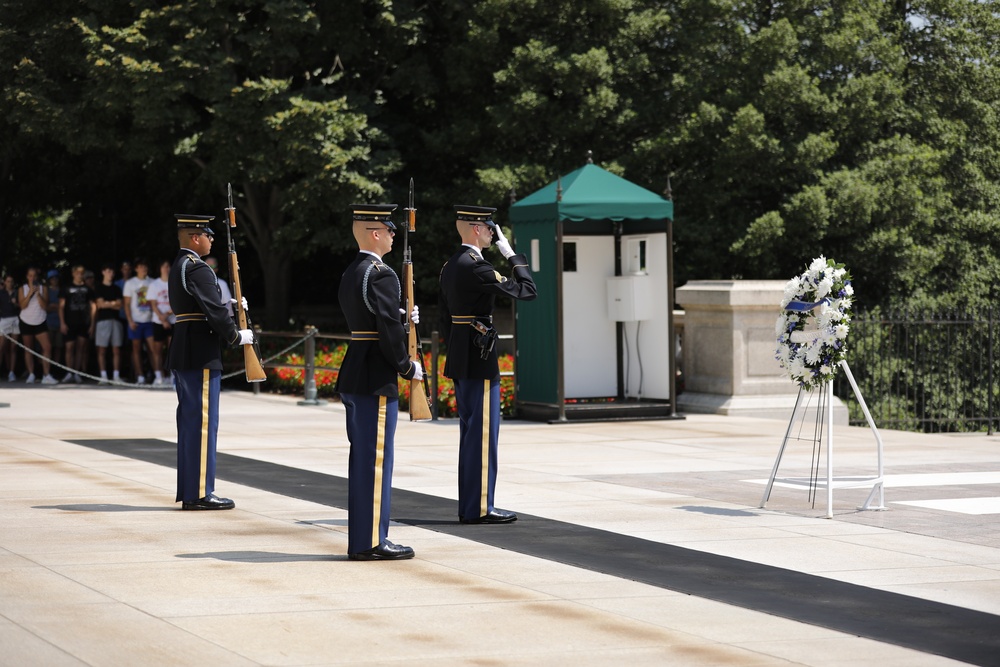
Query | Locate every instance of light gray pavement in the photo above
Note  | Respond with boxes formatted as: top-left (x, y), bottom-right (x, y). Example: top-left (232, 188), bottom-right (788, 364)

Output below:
top-left (2, 383), bottom-right (999, 666)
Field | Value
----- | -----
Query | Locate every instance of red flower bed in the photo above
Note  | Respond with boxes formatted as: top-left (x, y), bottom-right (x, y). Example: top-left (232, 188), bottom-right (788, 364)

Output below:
top-left (269, 342), bottom-right (515, 417)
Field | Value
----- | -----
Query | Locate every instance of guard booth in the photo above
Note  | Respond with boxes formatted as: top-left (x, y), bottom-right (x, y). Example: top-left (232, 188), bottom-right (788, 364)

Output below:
top-left (508, 162), bottom-right (678, 422)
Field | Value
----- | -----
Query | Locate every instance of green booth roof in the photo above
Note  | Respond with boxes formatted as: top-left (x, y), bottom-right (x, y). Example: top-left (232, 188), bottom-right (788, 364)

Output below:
top-left (509, 163), bottom-right (673, 224)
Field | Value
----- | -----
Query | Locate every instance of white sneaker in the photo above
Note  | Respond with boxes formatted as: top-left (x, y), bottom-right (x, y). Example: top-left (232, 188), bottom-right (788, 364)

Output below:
top-left (7, 372), bottom-right (15, 382)
top-left (25, 373), bottom-right (36, 384)
top-left (61, 374), bottom-right (75, 383)
top-left (41, 374), bottom-right (58, 385)
top-left (74, 373), bottom-right (83, 384)
top-left (136, 375), bottom-right (146, 385)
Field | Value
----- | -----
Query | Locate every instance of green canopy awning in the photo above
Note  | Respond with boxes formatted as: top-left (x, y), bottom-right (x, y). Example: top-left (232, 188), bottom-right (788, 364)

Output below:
top-left (509, 163), bottom-right (673, 224)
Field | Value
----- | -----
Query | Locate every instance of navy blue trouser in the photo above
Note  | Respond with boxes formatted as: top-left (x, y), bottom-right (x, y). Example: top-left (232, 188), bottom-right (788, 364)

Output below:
top-left (455, 377), bottom-right (500, 521)
top-left (173, 369), bottom-right (220, 502)
top-left (342, 393), bottom-right (397, 554)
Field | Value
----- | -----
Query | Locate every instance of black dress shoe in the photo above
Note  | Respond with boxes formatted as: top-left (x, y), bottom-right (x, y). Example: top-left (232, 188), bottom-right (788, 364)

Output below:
top-left (348, 540), bottom-right (415, 561)
top-left (181, 494), bottom-right (235, 510)
top-left (459, 508), bottom-right (517, 524)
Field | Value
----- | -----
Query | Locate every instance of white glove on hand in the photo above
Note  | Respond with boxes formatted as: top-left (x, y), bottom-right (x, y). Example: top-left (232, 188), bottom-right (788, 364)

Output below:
top-left (494, 226), bottom-right (515, 259)
top-left (399, 305), bottom-right (420, 325)
top-left (231, 297), bottom-right (249, 312)
top-left (237, 329), bottom-right (254, 345)
top-left (410, 359), bottom-right (424, 381)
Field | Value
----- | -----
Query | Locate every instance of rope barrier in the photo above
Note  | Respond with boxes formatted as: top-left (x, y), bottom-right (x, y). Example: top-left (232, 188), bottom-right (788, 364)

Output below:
top-left (1, 328), bottom-right (316, 387)
top-left (1, 330), bottom-right (160, 388)
top-left (221, 328), bottom-right (315, 380)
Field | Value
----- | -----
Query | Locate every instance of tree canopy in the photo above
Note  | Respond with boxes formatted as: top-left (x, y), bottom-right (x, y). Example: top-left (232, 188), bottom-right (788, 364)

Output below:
top-left (3, 0), bottom-right (999, 324)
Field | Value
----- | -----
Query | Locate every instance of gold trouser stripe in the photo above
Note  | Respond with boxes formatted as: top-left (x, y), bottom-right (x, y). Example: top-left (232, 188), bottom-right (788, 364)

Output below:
top-left (199, 369), bottom-right (210, 498)
top-left (481, 379), bottom-right (490, 516)
top-left (372, 396), bottom-right (387, 547)
top-left (351, 331), bottom-right (379, 341)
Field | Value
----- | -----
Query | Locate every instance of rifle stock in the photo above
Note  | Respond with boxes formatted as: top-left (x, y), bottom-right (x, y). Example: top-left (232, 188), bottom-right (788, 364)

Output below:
top-left (226, 184), bottom-right (266, 383)
top-left (229, 250), bottom-right (267, 382)
top-left (404, 256), bottom-right (432, 420)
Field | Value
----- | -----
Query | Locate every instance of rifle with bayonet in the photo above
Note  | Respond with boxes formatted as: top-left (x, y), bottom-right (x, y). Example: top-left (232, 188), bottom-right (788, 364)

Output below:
top-left (402, 178), bottom-right (433, 420)
top-left (225, 183), bottom-right (267, 383)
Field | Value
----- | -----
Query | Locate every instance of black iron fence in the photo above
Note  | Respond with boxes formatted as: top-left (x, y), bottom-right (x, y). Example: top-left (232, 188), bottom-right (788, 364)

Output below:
top-left (833, 309), bottom-right (998, 434)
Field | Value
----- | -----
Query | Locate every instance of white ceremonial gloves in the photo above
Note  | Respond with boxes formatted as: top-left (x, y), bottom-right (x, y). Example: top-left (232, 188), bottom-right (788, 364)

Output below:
top-left (399, 305), bottom-right (420, 324)
top-left (237, 329), bottom-right (254, 345)
top-left (411, 359), bottom-right (424, 381)
top-left (231, 297), bottom-right (249, 312)
top-left (494, 226), bottom-right (515, 259)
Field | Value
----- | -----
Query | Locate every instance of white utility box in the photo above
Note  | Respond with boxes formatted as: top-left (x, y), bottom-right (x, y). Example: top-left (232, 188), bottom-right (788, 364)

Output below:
top-left (607, 275), bottom-right (653, 322)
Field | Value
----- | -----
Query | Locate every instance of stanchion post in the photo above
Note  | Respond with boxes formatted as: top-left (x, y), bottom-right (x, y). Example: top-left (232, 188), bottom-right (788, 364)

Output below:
top-left (297, 326), bottom-right (326, 406)
top-left (430, 329), bottom-right (439, 421)
top-left (253, 326), bottom-right (262, 396)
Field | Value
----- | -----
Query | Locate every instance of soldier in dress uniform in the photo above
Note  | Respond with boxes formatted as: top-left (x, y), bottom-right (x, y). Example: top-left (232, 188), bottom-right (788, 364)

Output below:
top-left (335, 204), bottom-right (423, 560)
top-left (439, 205), bottom-right (537, 524)
top-left (168, 214), bottom-right (254, 510)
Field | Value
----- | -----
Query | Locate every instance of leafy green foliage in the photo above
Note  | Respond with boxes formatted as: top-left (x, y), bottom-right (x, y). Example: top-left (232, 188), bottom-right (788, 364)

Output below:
top-left (4, 0), bottom-right (1000, 320)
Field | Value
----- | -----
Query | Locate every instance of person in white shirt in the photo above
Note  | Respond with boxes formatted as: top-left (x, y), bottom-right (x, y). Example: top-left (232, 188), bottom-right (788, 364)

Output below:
top-left (123, 259), bottom-right (155, 384)
top-left (17, 267), bottom-right (58, 384)
top-left (147, 260), bottom-right (175, 386)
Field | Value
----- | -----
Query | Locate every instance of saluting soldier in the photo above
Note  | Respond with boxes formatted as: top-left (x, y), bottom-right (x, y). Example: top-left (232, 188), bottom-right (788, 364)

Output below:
top-left (168, 214), bottom-right (254, 510)
top-left (335, 204), bottom-right (422, 560)
top-left (439, 205), bottom-right (537, 524)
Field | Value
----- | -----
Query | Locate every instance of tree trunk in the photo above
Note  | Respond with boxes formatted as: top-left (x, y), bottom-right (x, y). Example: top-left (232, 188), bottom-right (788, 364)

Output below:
top-left (260, 251), bottom-right (292, 329)
top-left (232, 182), bottom-right (295, 328)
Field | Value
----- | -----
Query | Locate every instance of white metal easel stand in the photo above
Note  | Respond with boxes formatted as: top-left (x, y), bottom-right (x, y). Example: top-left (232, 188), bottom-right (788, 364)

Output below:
top-left (759, 360), bottom-right (885, 518)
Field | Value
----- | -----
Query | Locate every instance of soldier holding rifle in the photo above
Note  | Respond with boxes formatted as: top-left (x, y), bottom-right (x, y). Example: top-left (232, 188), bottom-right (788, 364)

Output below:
top-left (168, 214), bottom-right (254, 510)
top-left (335, 204), bottom-right (423, 560)
top-left (439, 205), bottom-right (536, 524)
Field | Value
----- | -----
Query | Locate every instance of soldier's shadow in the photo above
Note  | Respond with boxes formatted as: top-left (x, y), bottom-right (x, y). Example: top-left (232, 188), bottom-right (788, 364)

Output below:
top-left (34, 503), bottom-right (174, 512)
top-left (176, 551), bottom-right (345, 562)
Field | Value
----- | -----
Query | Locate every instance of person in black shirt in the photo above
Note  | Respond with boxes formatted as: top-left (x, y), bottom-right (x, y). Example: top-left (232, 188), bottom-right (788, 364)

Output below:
top-left (59, 265), bottom-right (96, 383)
top-left (94, 264), bottom-right (125, 384)
top-left (0, 274), bottom-right (20, 381)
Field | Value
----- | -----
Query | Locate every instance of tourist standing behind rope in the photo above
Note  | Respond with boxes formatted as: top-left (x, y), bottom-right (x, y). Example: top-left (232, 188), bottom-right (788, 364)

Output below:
top-left (1, 274), bottom-right (20, 381)
top-left (18, 267), bottom-right (58, 385)
top-left (168, 214), bottom-right (254, 511)
top-left (94, 264), bottom-right (125, 384)
top-left (59, 264), bottom-right (96, 384)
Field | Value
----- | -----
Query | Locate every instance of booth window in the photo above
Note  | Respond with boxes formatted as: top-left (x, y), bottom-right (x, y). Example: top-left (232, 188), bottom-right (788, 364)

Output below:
top-left (627, 238), bottom-right (648, 275)
top-left (563, 241), bottom-right (577, 272)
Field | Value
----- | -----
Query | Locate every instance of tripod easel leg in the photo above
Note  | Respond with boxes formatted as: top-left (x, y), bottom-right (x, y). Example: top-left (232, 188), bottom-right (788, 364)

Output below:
top-left (760, 387), bottom-right (805, 508)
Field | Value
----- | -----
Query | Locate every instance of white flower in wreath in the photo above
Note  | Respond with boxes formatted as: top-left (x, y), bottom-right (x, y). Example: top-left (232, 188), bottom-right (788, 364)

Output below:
top-left (817, 276), bottom-right (834, 299)
top-left (805, 342), bottom-right (823, 365)
top-left (835, 324), bottom-right (849, 339)
top-left (782, 279), bottom-right (802, 307)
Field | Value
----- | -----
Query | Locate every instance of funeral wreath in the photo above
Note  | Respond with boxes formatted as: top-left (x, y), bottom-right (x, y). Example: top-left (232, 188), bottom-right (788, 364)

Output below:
top-left (775, 257), bottom-right (853, 390)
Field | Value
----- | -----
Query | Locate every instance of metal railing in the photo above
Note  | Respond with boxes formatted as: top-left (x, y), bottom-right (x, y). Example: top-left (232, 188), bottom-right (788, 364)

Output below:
top-left (833, 309), bottom-right (1000, 434)
top-left (250, 327), bottom-right (515, 419)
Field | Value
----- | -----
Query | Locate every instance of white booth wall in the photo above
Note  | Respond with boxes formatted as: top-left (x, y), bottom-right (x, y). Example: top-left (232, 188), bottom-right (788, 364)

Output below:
top-left (560, 231), bottom-right (671, 400)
